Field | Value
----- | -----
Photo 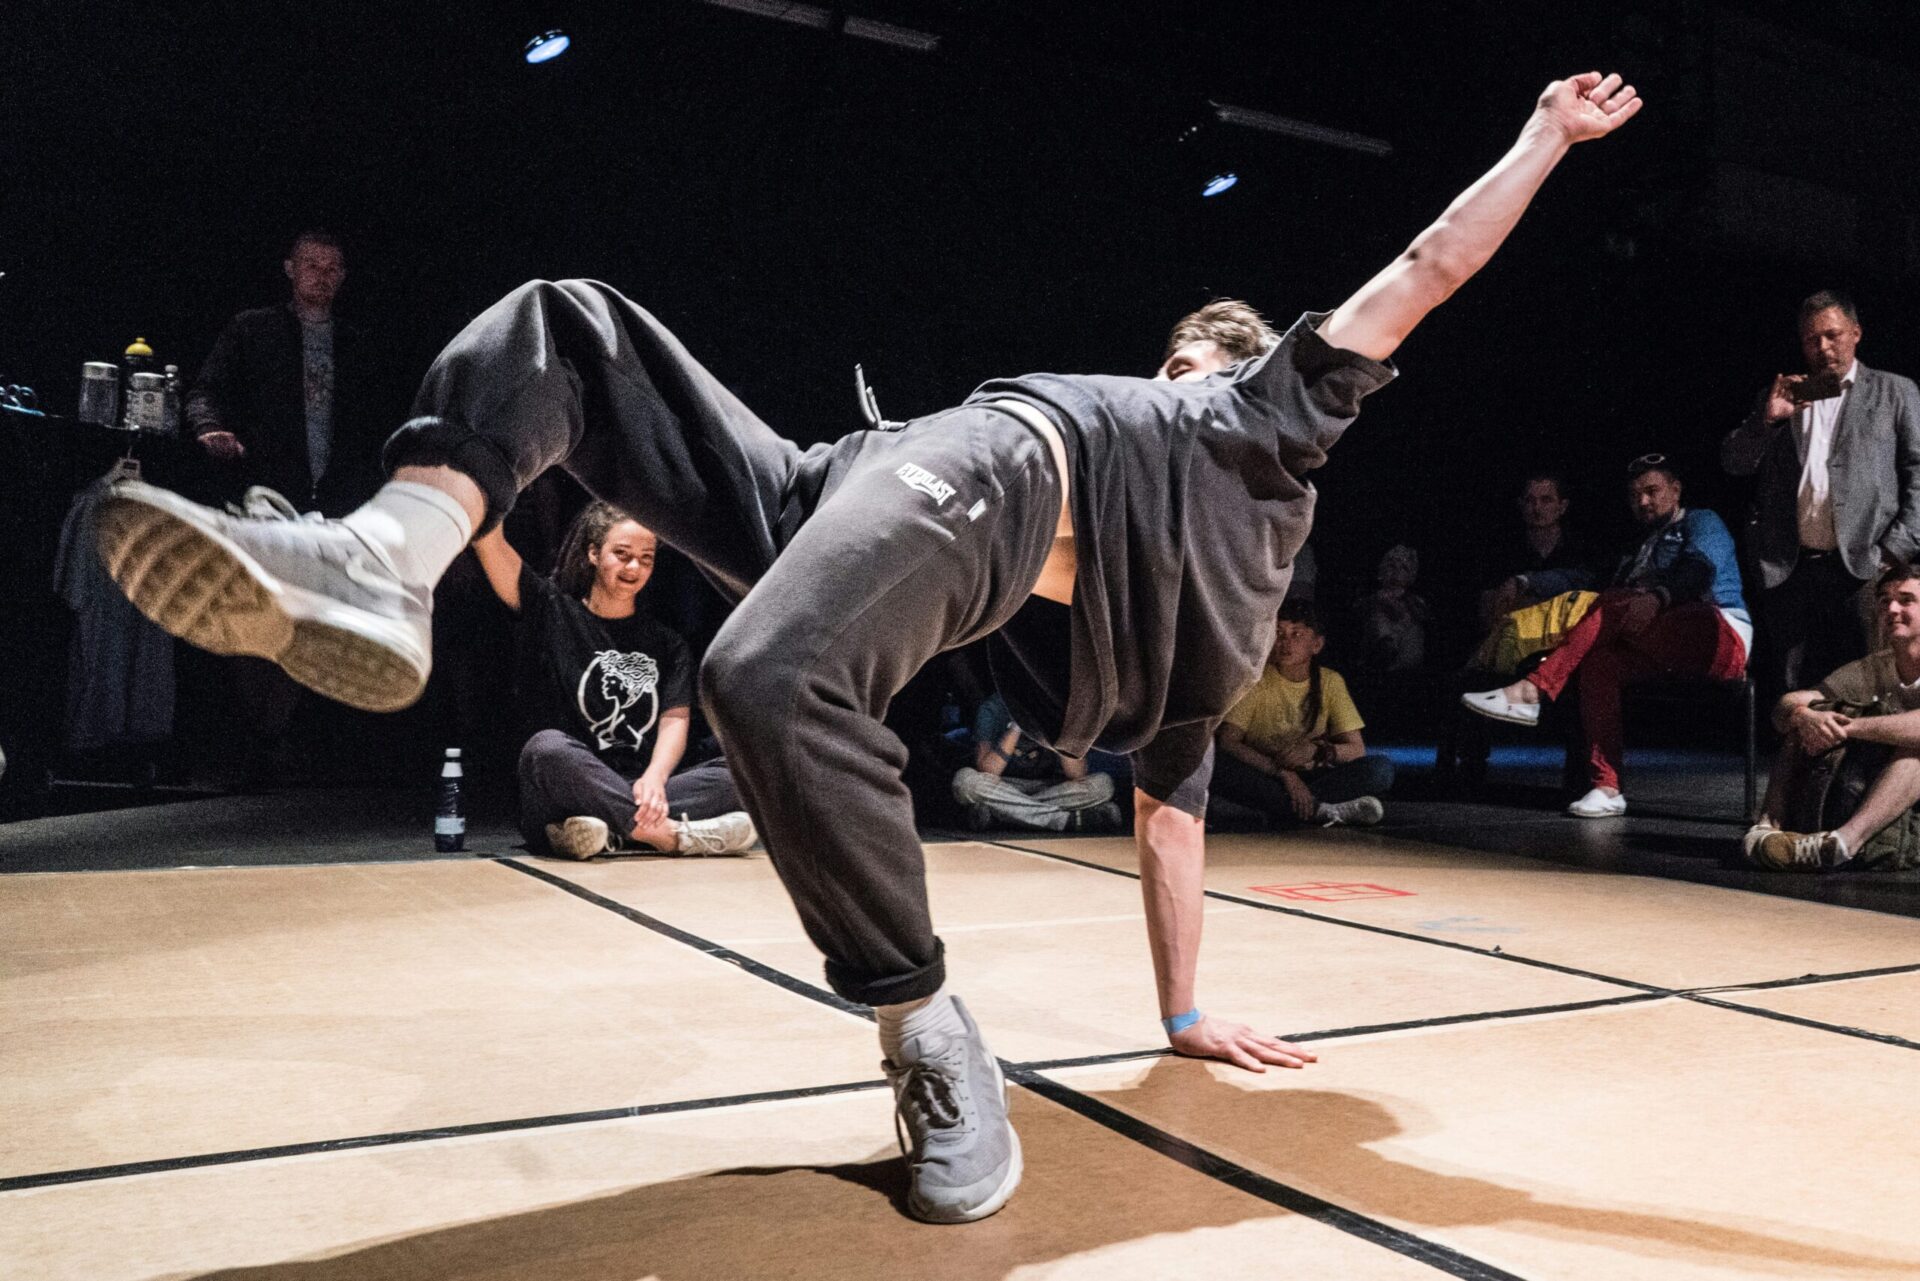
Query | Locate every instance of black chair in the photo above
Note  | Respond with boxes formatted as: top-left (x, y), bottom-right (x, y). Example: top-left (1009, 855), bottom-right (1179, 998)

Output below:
top-left (1560, 672), bottom-right (1758, 820)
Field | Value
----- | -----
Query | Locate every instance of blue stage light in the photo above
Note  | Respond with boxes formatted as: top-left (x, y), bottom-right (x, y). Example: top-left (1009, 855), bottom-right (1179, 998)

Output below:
top-left (1202, 172), bottom-right (1238, 198)
top-left (524, 30), bottom-right (571, 63)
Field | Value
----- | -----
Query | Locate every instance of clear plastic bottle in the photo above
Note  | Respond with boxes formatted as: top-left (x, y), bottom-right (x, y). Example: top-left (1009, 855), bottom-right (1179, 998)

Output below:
top-left (161, 364), bottom-right (183, 435)
top-left (435, 748), bottom-right (466, 852)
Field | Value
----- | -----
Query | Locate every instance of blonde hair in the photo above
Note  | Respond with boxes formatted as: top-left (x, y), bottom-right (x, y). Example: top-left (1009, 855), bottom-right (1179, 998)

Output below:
top-left (1163, 298), bottom-right (1280, 364)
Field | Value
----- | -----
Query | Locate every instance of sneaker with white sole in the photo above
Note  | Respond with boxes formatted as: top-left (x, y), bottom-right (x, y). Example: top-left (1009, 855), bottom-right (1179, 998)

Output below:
top-left (672, 810), bottom-right (758, 856)
top-left (95, 481), bottom-right (432, 713)
top-left (1753, 828), bottom-right (1851, 872)
top-left (1461, 688), bottom-right (1541, 726)
top-left (883, 995), bottom-right (1023, 1224)
top-left (1567, 787), bottom-right (1628, 818)
top-left (545, 816), bottom-right (624, 859)
top-left (1316, 795), bottom-right (1385, 827)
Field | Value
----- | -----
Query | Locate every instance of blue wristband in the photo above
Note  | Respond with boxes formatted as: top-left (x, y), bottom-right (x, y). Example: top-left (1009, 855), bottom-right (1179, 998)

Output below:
top-left (1161, 1008), bottom-right (1202, 1035)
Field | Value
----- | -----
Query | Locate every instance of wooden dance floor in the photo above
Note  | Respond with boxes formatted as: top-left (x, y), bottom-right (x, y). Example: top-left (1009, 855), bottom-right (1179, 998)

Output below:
top-left (6, 829), bottom-right (1920, 1278)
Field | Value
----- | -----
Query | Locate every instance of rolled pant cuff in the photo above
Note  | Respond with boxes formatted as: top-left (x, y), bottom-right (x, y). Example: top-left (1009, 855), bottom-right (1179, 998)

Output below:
top-left (383, 415), bottom-right (521, 533)
top-left (826, 938), bottom-right (947, 1008)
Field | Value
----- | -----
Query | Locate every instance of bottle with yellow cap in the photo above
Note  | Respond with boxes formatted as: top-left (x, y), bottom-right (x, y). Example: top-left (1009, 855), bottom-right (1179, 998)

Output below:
top-left (123, 337), bottom-right (155, 378)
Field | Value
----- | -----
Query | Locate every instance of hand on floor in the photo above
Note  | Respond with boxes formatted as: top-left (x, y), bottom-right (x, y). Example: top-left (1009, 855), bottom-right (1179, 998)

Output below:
top-left (1171, 1014), bottom-right (1318, 1072)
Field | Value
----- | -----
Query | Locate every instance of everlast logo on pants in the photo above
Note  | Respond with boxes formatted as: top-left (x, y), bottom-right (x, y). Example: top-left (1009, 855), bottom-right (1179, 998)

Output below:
top-left (896, 463), bottom-right (957, 507)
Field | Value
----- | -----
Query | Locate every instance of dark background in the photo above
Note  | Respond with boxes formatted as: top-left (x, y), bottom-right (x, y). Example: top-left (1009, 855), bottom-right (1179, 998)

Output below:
top-left (5, 0), bottom-right (1918, 813)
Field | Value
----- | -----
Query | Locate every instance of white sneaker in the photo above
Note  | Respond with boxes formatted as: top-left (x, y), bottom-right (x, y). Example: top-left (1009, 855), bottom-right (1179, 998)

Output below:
top-left (96, 482), bottom-right (432, 713)
top-left (1461, 688), bottom-right (1541, 726)
top-left (673, 810), bottom-right (758, 856)
top-left (1567, 787), bottom-right (1628, 818)
top-left (545, 816), bottom-right (618, 859)
top-left (1316, 796), bottom-right (1385, 827)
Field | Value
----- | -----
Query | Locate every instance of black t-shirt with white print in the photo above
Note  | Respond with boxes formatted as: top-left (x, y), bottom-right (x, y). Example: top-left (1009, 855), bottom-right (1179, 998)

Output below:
top-left (514, 565), bottom-right (694, 773)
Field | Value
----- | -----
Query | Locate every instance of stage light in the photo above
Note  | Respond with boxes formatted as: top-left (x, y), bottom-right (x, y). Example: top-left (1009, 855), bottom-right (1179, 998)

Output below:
top-left (524, 29), bottom-right (571, 63)
top-left (1210, 101), bottom-right (1392, 157)
top-left (1202, 173), bottom-right (1239, 198)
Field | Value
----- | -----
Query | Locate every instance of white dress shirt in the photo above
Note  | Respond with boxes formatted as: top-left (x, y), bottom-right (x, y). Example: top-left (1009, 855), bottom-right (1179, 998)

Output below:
top-left (1795, 359), bottom-right (1861, 550)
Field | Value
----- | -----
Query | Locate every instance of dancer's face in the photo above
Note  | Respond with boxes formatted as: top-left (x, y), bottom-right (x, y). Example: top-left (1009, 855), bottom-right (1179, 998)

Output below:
top-left (1156, 340), bottom-right (1233, 383)
top-left (588, 520), bottom-right (657, 600)
top-left (1880, 578), bottom-right (1920, 643)
top-left (1799, 306), bottom-right (1860, 378)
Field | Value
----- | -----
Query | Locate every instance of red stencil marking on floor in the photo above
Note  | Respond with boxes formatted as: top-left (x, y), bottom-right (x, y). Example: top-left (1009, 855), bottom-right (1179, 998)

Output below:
top-left (1249, 882), bottom-right (1415, 902)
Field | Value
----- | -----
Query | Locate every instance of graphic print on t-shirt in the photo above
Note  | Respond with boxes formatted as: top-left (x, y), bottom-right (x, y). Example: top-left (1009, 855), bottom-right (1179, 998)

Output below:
top-left (578, 649), bottom-right (660, 752)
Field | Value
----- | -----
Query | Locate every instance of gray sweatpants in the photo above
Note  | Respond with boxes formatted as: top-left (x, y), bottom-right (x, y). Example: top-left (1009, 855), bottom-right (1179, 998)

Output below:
top-left (390, 281), bottom-right (1060, 1006)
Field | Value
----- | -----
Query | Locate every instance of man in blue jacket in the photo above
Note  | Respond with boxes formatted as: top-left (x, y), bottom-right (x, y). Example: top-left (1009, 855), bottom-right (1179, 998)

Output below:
top-left (1464, 455), bottom-right (1751, 817)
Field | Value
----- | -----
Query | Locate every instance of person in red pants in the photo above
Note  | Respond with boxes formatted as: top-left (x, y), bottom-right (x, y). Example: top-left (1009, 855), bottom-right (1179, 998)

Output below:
top-left (1463, 456), bottom-right (1751, 817)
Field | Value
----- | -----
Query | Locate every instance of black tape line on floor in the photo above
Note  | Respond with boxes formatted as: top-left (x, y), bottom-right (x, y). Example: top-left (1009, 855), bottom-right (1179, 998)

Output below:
top-left (1014, 1070), bottom-right (1528, 1281)
top-left (1685, 960), bottom-right (1920, 994)
top-left (986, 838), bottom-right (1667, 993)
top-left (497, 857), bottom-right (876, 1021)
top-left (0, 1078), bottom-right (888, 1193)
top-left (1680, 994), bottom-right (1920, 1053)
top-left (1022, 990), bottom-right (1674, 1074)
top-left (499, 853), bottom-right (1544, 1274)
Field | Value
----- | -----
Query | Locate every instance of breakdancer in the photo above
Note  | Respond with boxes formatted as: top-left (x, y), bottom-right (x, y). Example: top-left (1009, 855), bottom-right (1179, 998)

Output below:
top-left (98, 72), bottom-right (1640, 1223)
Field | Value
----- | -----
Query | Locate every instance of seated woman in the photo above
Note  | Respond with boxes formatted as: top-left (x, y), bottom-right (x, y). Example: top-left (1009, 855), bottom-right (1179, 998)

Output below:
top-left (471, 500), bottom-right (757, 858)
top-left (1212, 601), bottom-right (1394, 828)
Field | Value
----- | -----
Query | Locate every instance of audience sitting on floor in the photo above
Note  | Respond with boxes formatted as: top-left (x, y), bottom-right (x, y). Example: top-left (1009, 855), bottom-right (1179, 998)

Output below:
top-left (950, 693), bottom-right (1125, 833)
top-left (1355, 543), bottom-right (1430, 671)
top-left (1462, 454), bottom-right (1751, 818)
top-left (1745, 563), bottom-right (1920, 872)
top-left (1212, 601), bottom-right (1394, 828)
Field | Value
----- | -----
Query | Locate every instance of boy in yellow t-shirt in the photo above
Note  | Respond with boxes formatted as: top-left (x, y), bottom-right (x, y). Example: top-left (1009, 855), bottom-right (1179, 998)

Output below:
top-left (1214, 602), bottom-right (1394, 826)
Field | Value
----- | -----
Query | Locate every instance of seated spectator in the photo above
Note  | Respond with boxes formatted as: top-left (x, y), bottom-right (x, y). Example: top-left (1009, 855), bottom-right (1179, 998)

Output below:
top-left (1355, 544), bottom-right (1429, 671)
top-left (1213, 601), bottom-right (1394, 827)
top-left (1476, 472), bottom-right (1604, 631)
top-left (1438, 474), bottom-right (1604, 790)
top-left (951, 693), bottom-right (1123, 832)
top-left (1745, 564), bottom-right (1920, 872)
top-left (1463, 455), bottom-right (1751, 818)
top-left (470, 500), bottom-right (758, 858)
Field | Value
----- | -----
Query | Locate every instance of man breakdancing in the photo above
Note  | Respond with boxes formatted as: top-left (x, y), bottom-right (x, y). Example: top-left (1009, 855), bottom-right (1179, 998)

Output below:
top-left (97, 72), bottom-right (1641, 1222)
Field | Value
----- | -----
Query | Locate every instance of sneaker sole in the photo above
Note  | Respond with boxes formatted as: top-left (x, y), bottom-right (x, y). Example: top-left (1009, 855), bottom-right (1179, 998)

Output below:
top-left (906, 1057), bottom-right (1025, 1225)
top-left (546, 817), bottom-right (611, 859)
top-left (97, 487), bottom-right (428, 714)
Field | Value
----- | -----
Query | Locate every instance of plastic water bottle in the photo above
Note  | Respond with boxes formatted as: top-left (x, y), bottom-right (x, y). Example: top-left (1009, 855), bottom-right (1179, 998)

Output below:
top-left (435, 748), bottom-right (466, 852)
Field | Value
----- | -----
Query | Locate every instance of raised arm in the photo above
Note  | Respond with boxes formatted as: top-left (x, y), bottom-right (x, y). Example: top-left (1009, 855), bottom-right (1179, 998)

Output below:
top-left (470, 525), bottom-right (526, 612)
top-left (1320, 72), bottom-right (1642, 362)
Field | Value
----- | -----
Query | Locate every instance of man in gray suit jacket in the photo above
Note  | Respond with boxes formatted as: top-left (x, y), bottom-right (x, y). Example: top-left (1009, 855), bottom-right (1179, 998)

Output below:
top-left (1722, 290), bottom-right (1920, 708)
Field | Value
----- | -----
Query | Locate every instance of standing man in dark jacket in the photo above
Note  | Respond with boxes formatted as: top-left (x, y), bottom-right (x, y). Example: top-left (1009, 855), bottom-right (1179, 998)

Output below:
top-left (187, 230), bottom-right (387, 782)
top-left (1721, 291), bottom-right (1920, 708)
top-left (188, 229), bottom-right (383, 518)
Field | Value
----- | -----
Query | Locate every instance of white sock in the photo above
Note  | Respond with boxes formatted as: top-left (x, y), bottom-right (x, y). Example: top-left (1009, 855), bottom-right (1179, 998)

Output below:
top-left (341, 481), bottom-right (475, 589)
top-left (876, 986), bottom-right (965, 1065)
top-left (1828, 831), bottom-right (1852, 862)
